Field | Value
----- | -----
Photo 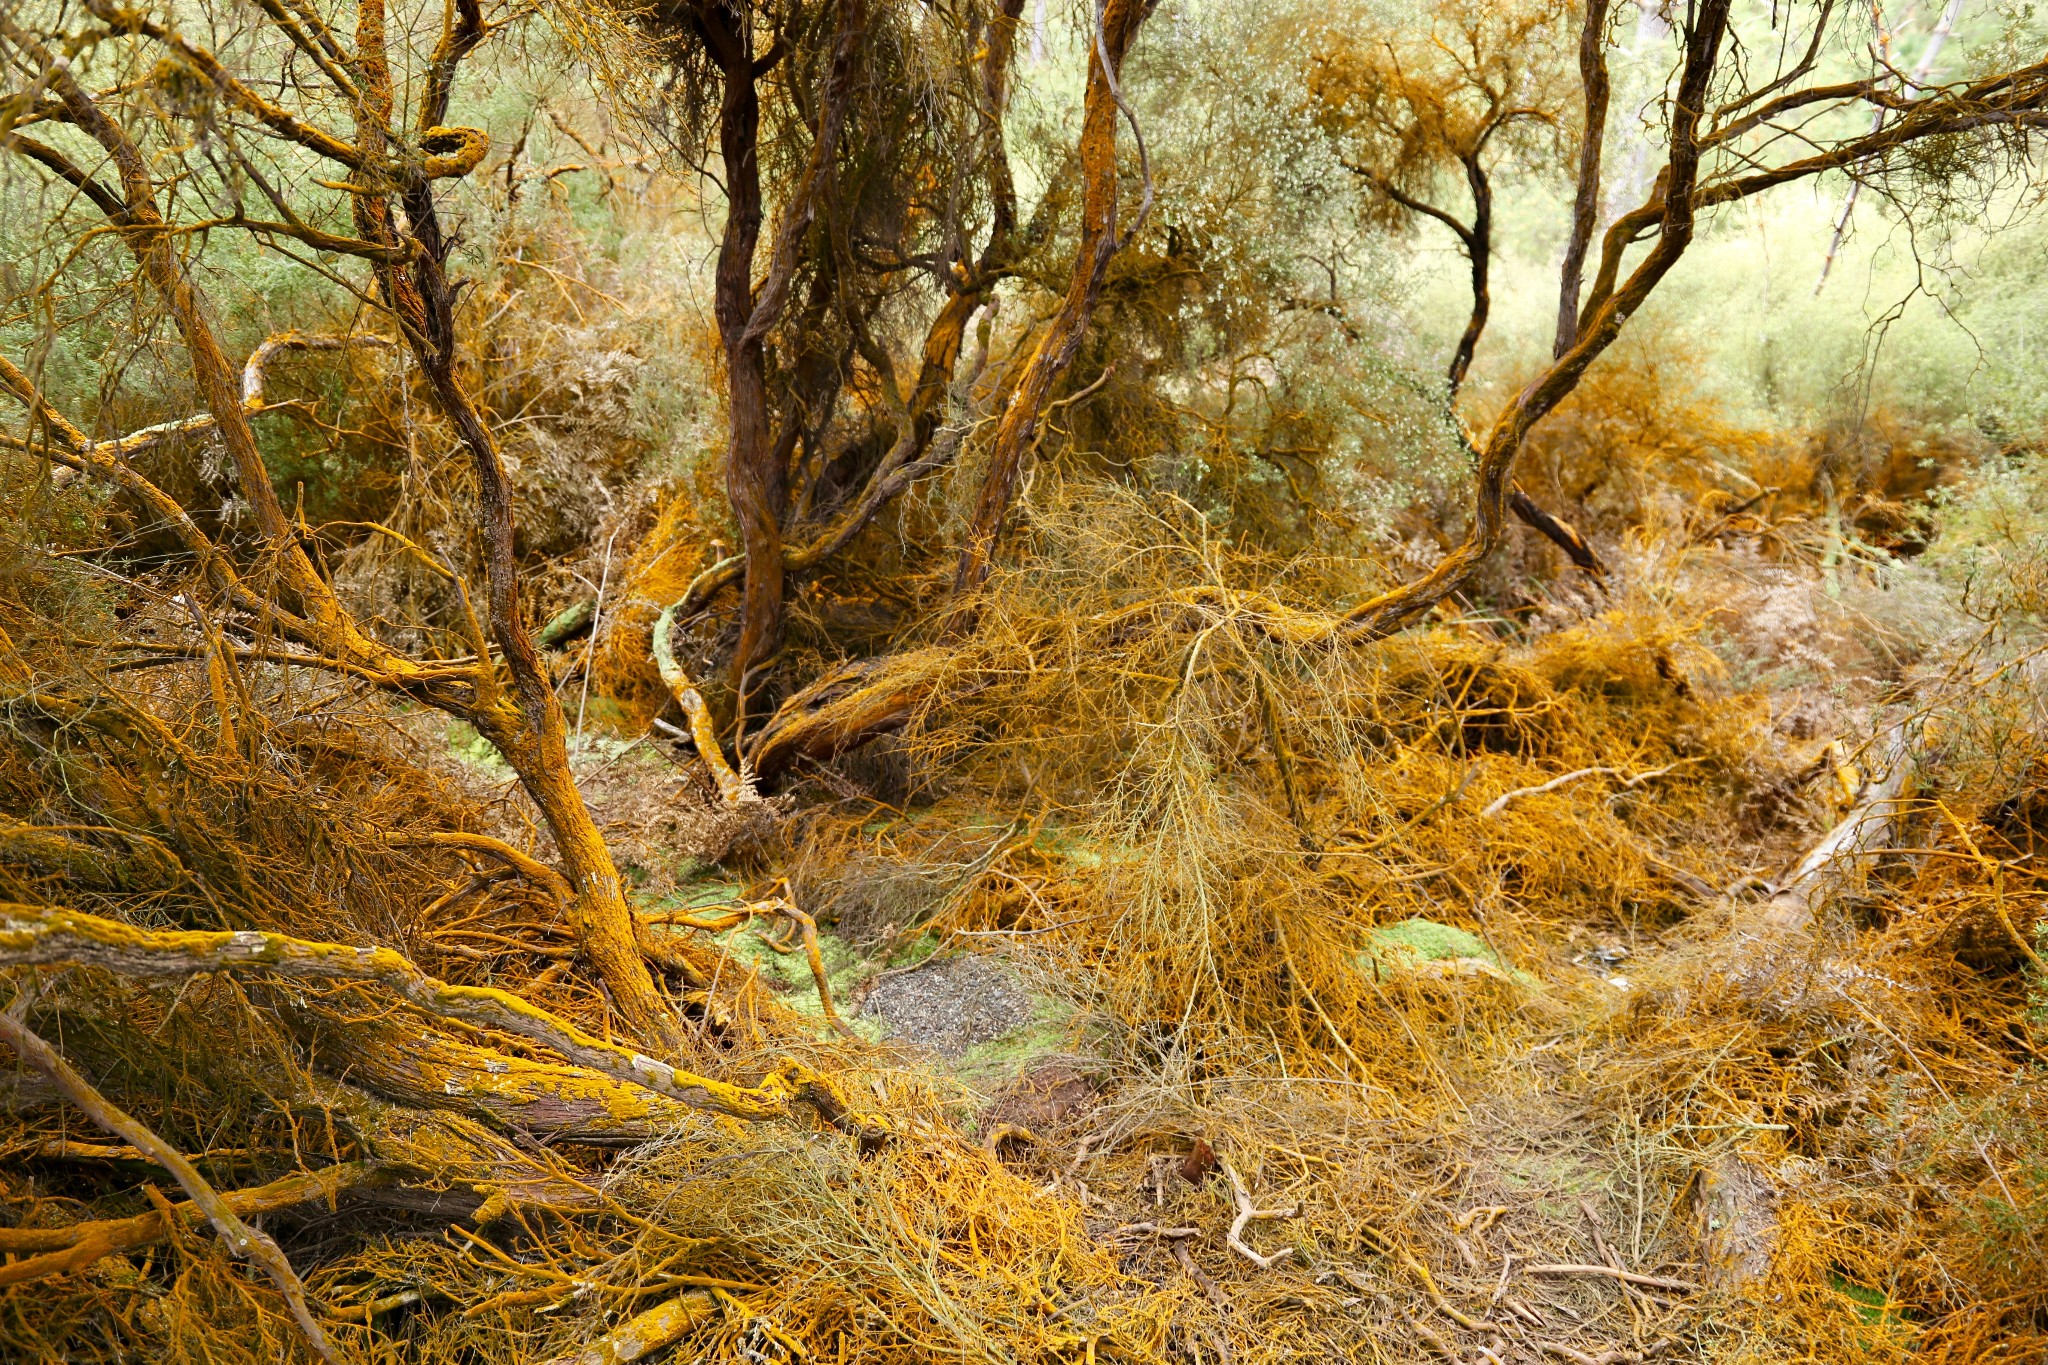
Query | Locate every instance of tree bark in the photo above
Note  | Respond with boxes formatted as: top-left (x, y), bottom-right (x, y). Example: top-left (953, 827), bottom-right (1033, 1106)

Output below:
top-left (950, 0), bottom-right (1152, 603)
top-left (701, 4), bottom-right (781, 717)
top-left (1445, 152), bottom-right (1491, 397)
top-left (1554, 0), bottom-right (1612, 358)
top-left (352, 0), bottom-right (679, 1043)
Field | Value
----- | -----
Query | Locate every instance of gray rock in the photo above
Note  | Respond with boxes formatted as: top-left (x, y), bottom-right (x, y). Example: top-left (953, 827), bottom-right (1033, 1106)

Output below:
top-left (861, 954), bottom-right (1034, 1060)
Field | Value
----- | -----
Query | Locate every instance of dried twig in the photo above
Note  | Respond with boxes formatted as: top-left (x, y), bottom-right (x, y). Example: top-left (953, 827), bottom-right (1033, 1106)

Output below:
top-left (1524, 1263), bottom-right (1698, 1293)
top-left (0, 1006), bottom-right (340, 1361)
top-left (1221, 1159), bottom-right (1299, 1270)
top-left (1480, 763), bottom-right (1687, 819)
top-left (1409, 1314), bottom-right (1465, 1362)
top-left (1537, 1343), bottom-right (1641, 1365)
top-left (1169, 1239), bottom-right (1229, 1308)
top-left (0, 1161), bottom-right (393, 1285)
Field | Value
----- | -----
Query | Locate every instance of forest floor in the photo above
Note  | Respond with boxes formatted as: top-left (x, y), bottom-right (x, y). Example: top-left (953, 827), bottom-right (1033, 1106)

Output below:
top-left (5, 529), bottom-right (2040, 1365)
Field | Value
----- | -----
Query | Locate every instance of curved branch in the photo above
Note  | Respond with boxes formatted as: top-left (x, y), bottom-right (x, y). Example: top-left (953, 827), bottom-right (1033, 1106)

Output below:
top-left (1343, 0), bottom-right (1734, 641)
top-left (385, 831), bottom-right (575, 904)
top-left (82, 0), bottom-right (366, 170)
top-left (651, 603), bottom-right (753, 806)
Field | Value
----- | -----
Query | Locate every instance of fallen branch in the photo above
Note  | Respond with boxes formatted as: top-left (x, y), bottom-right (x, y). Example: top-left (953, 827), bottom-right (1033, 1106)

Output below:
top-left (1523, 1263), bottom-right (1699, 1293)
top-left (1170, 1239), bottom-right (1229, 1308)
top-left (1538, 1345), bottom-right (1641, 1365)
top-left (651, 603), bottom-right (754, 807)
top-left (1408, 1313), bottom-right (1465, 1362)
top-left (0, 1161), bottom-right (393, 1285)
top-left (31, 1137), bottom-right (254, 1165)
top-left (0, 901), bottom-right (871, 1127)
top-left (539, 1288), bottom-right (718, 1365)
top-left (1221, 1158), bottom-right (1299, 1270)
top-left (1760, 724), bottom-right (1917, 931)
top-left (325, 1288), bottom-right (422, 1323)
top-left (0, 1007), bottom-right (340, 1361)
top-left (1480, 762), bottom-right (1686, 819)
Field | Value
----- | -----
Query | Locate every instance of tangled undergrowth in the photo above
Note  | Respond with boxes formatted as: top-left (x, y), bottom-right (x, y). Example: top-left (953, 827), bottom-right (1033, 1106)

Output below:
top-left (1, 201), bottom-right (2045, 1359)
top-left (4, 453), bottom-right (2046, 1363)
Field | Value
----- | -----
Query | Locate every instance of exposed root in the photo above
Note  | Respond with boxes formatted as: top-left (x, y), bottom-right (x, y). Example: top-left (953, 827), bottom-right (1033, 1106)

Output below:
top-left (652, 602), bottom-right (756, 806)
top-left (1523, 1264), bottom-right (1699, 1293)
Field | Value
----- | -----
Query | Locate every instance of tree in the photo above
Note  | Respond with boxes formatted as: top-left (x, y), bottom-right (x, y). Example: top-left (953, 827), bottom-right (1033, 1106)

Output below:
top-left (0, 0), bottom-right (677, 1041)
top-left (1312, 0), bottom-right (1606, 573)
top-left (1319, 0), bottom-right (2048, 639)
top-left (732, 0), bottom-right (2048, 773)
top-left (628, 0), bottom-right (1043, 734)
top-left (635, 0), bottom-right (1159, 781)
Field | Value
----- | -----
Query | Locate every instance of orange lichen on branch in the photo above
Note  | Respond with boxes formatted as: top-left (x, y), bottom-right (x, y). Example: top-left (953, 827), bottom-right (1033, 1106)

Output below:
top-left (0, 1163), bottom-right (395, 1288)
top-left (0, 902), bottom-right (876, 1128)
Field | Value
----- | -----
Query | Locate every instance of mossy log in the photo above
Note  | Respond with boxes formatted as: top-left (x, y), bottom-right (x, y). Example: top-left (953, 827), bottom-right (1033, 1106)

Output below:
top-left (0, 903), bottom-right (876, 1131)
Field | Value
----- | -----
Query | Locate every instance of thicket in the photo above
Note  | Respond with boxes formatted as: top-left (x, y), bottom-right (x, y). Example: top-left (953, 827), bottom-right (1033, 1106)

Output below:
top-left (2, 0), bottom-right (2046, 1362)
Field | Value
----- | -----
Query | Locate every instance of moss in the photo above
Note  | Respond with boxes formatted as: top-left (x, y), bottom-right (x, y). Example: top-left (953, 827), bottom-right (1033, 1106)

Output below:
top-left (886, 931), bottom-right (942, 969)
top-left (684, 919), bottom-right (883, 1039)
top-left (1829, 1270), bottom-right (1910, 1351)
top-left (1358, 917), bottom-right (1538, 987)
top-left (652, 879), bottom-right (748, 910)
top-left (953, 993), bottom-right (1082, 1082)
top-left (954, 1016), bottom-right (1072, 1080)
top-left (445, 721), bottom-right (514, 778)
top-left (1368, 917), bottom-right (1496, 962)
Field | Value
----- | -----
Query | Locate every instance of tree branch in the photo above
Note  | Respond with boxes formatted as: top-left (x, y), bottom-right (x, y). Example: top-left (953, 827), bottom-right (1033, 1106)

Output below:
top-left (0, 902), bottom-right (875, 1127)
top-left (0, 1006), bottom-right (340, 1361)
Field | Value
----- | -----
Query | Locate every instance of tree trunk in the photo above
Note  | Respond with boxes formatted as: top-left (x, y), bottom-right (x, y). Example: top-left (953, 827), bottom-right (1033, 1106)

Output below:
top-left (351, 0), bottom-right (679, 1045)
top-left (706, 8), bottom-right (785, 719)
top-left (950, 0), bottom-right (1152, 602)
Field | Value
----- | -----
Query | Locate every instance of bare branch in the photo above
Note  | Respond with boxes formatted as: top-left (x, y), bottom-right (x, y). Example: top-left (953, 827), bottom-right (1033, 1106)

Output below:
top-left (0, 1006), bottom-right (340, 1361)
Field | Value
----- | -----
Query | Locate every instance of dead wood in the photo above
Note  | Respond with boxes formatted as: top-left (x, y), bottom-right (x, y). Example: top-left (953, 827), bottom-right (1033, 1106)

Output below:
top-left (0, 1163), bottom-right (398, 1286)
top-left (0, 1009), bottom-right (339, 1361)
top-left (1758, 726), bottom-right (1918, 932)
top-left (0, 903), bottom-right (868, 1126)
top-left (538, 1289), bottom-right (718, 1365)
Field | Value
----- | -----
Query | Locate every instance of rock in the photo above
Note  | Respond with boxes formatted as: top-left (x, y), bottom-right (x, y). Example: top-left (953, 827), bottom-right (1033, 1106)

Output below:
top-left (1358, 916), bottom-right (1533, 986)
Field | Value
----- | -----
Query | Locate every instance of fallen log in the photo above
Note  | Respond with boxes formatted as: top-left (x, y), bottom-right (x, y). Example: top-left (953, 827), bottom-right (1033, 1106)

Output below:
top-left (0, 901), bottom-right (868, 1128)
top-left (1759, 725), bottom-right (1918, 932)
top-left (318, 1018), bottom-right (721, 1145)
